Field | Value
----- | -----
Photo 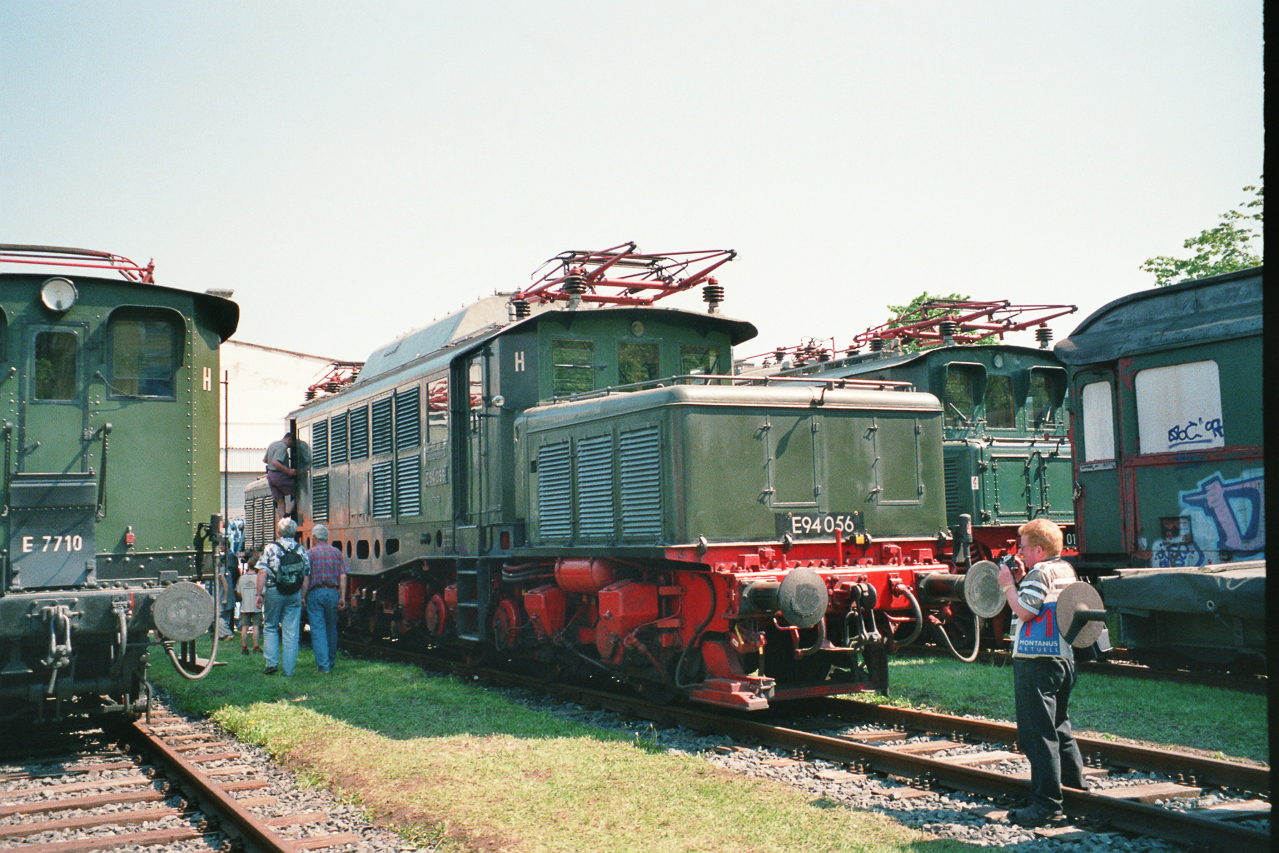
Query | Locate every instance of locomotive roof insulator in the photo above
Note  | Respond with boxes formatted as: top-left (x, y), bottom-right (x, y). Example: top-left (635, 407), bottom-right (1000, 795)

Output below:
top-left (1036, 325), bottom-right (1053, 349)
top-left (702, 280), bottom-right (725, 314)
top-left (939, 320), bottom-right (957, 345)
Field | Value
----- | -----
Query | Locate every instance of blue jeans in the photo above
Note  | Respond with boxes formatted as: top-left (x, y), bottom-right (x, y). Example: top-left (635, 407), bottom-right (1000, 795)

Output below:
top-left (1013, 656), bottom-right (1086, 813)
top-left (262, 587), bottom-right (303, 675)
top-left (306, 587), bottom-right (340, 671)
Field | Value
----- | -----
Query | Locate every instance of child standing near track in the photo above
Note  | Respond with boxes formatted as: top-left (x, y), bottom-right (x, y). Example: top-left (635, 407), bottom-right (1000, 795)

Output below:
top-left (237, 549), bottom-right (263, 655)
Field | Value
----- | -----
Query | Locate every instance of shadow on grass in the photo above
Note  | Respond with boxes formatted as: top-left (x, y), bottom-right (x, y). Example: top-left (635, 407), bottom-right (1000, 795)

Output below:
top-left (153, 635), bottom-right (631, 744)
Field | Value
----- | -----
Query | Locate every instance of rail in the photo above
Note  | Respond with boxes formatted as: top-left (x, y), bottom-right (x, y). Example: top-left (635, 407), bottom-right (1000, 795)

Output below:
top-left (543, 372), bottom-right (917, 406)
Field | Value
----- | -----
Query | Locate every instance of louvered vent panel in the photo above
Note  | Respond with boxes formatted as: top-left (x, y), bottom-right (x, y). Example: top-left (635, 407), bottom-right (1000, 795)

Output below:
top-left (312, 474), bottom-right (330, 523)
top-left (620, 425), bottom-right (662, 539)
top-left (257, 497), bottom-right (272, 545)
top-left (246, 498), bottom-right (260, 549)
top-left (943, 456), bottom-right (960, 518)
top-left (537, 442), bottom-right (572, 540)
top-left (576, 435), bottom-right (615, 538)
top-left (330, 412), bottom-right (349, 465)
top-left (371, 397), bottom-right (393, 455)
top-left (395, 387), bottom-right (421, 449)
top-left (311, 421), bottom-right (329, 468)
top-left (348, 406), bottom-right (369, 460)
top-left (372, 461), bottom-right (394, 519)
top-left (396, 456), bottom-right (422, 516)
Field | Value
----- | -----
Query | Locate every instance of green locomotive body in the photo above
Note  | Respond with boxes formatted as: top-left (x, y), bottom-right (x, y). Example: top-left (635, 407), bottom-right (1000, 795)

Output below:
top-left (1054, 265), bottom-right (1263, 669)
top-left (262, 248), bottom-right (980, 709)
top-left (0, 249), bottom-right (238, 718)
top-left (771, 340), bottom-right (1074, 562)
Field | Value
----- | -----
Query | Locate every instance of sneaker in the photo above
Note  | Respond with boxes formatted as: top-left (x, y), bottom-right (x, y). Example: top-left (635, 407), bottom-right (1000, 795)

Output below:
top-left (254, 647), bottom-right (262, 654)
top-left (241, 647), bottom-right (249, 656)
top-left (263, 666), bottom-right (278, 675)
top-left (1008, 806), bottom-right (1062, 827)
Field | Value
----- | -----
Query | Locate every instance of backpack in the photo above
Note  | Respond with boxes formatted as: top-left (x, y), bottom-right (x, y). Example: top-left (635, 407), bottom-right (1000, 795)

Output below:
top-left (273, 544), bottom-right (306, 594)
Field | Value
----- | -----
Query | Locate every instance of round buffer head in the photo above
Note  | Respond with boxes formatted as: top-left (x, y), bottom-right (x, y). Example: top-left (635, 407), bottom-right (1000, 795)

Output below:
top-left (153, 581), bottom-right (216, 642)
top-left (777, 566), bottom-right (829, 629)
top-left (1055, 582), bottom-right (1107, 648)
top-left (963, 560), bottom-right (1007, 619)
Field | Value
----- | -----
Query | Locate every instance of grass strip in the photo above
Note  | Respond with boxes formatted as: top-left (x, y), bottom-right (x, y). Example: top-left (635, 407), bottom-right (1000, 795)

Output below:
top-left (154, 639), bottom-right (1265, 852)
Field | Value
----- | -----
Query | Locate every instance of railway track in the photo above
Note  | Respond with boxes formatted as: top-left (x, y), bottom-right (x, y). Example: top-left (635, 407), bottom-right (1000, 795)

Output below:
top-left (0, 704), bottom-right (363, 852)
top-left (347, 639), bottom-right (1270, 852)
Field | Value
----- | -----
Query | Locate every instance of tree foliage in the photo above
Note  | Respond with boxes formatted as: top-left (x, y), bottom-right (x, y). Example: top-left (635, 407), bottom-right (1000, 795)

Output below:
top-left (1141, 179), bottom-right (1264, 286)
top-left (884, 291), bottom-right (977, 352)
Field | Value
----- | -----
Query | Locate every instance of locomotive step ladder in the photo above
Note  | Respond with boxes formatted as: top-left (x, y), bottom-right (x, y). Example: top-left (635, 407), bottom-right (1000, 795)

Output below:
top-left (454, 561), bottom-right (491, 643)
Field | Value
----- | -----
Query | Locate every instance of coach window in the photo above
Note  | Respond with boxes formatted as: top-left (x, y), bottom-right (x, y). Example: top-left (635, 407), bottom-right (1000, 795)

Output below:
top-left (618, 341), bottom-right (658, 386)
top-left (1080, 381), bottom-right (1115, 461)
top-left (1027, 367), bottom-right (1067, 429)
top-left (984, 374), bottom-right (1014, 428)
top-left (107, 310), bottom-right (180, 399)
top-left (1134, 360), bottom-right (1223, 454)
top-left (942, 363), bottom-right (984, 429)
top-left (33, 329), bottom-right (80, 401)
top-left (552, 339), bottom-right (594, 396)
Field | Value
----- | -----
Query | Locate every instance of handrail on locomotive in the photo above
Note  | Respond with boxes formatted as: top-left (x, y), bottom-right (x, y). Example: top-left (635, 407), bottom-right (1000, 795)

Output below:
top-left (0, 243), bottom-right (157, 283)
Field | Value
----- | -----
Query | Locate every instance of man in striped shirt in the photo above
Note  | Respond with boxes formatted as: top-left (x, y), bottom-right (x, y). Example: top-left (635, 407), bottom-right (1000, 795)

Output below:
top-left (997, 517), bottom-right (1087, 827)
top-left (303, 524), bottom-right (349, 674)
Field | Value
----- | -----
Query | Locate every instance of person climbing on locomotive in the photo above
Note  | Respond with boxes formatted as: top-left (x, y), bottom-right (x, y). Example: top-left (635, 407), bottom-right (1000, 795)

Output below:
top-left (998, 517), bottom-right (1087, 827)
top-left (263, 432), bottom-right (299, 523)
top-left (256, 517), bottom-right (310, 676)
top-left (303, 524), bottom-right (348, 674)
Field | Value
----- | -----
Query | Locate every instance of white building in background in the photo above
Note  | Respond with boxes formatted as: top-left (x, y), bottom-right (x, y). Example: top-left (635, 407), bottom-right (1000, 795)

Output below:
top-left (218, 340), bottom-right (352, 521)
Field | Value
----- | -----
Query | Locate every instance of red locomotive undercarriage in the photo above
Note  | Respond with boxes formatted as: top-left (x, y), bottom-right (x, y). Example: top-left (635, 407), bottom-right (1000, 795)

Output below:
top-left (340, 535), bottom-right (986, 711)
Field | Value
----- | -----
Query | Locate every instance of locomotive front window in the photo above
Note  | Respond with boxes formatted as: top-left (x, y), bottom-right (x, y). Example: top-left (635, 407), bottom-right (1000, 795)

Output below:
top-left (108, 314), bottom-right (179, 399)
top-left (942, 365), bottom-right (981, 428)
top-left (680, 344), bottom-right (721, 378)
top-left (553, 339), bottom-right (594, 396)
top-left (1028, 367), bottom-right (1067, 428)
top-left (33, 330), bottom-right (79, 401)
top-left (984, 375), bottom-right (1014, 428)
top-left (618, 341), bottom-right (658, 386)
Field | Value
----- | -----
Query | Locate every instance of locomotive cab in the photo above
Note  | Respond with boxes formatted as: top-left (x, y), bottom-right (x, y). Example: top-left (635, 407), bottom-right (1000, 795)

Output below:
top-left (1, 249), bottom-right (238, 719)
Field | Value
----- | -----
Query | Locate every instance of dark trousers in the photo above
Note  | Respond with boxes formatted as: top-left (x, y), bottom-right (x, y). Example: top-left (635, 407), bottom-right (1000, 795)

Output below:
top-left (1013, 656), bottom-right (1086, 813)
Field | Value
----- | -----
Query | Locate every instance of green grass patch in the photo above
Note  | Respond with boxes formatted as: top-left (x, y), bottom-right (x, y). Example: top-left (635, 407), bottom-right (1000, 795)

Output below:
top-left (877, 653), bottom-right (1268, 764)
top-left (155, 640), bottom-right (984, 853)
top-left (153, 639), bottom-right (1266, 852)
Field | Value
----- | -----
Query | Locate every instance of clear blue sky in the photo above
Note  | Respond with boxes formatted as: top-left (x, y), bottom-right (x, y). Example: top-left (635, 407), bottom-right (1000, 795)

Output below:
top-left (2, 2), bottom-right (1263, 365)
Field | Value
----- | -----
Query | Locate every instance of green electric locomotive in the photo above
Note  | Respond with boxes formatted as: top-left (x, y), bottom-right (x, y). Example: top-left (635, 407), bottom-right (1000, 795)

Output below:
top-left (262, 246), bottom-right (996, 709)
top-left (1054, 265), bottom-right (1264, 669)
top-left (760, 301), bottom-right (1078, 566)
top-left (0, 246), bottom-right (238, 719)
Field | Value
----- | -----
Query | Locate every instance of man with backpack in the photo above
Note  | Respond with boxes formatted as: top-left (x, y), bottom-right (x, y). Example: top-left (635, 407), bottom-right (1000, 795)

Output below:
top-left (255, 517), bottom-right (310, 676)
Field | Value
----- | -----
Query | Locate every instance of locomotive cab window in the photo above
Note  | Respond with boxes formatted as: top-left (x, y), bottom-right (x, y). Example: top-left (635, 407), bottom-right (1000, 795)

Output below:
top-left (552, 339), bottom-right (594, 397)
top-left (942, 363), bottom-right (984, 428)
top-left (427, 376), bottom-right (448, 442)
top-left (681, 344), bottom-right (722, 379)
top-left (107, 310), bottom-right (181, 399)
top-left (983, 374), bottom-right (1014, 428)
top-left (33, 329), bottom-right (80, 401)
top-left (1027, 367), bottom-right (1067, 428)
top-left (618, 341), bottom-right (658, 386)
